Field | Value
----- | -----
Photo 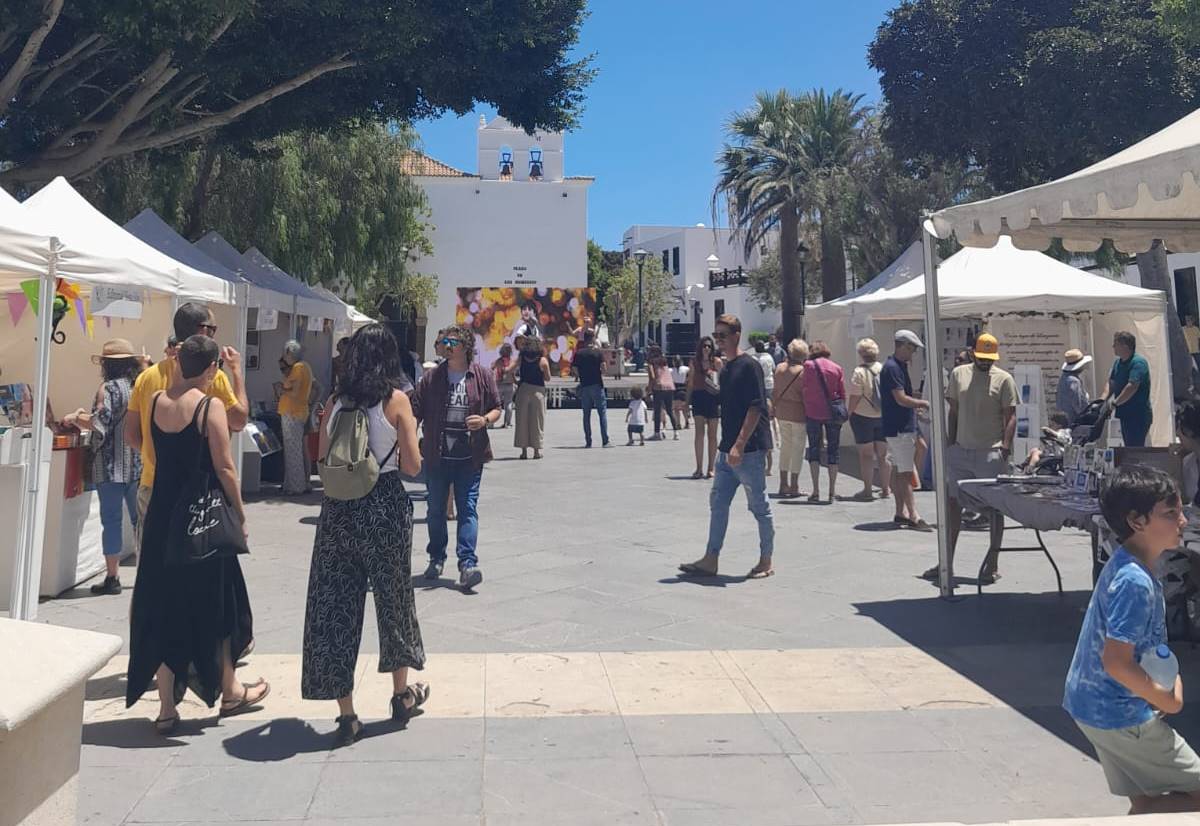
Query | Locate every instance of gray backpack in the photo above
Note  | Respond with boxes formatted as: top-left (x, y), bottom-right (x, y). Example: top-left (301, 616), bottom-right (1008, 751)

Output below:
top-left (318, 407), bottom-right (396, 500)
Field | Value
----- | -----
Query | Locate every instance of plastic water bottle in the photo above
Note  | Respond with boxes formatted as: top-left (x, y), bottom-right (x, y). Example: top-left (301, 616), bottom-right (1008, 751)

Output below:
top-left (1140, 644), bottom-right (1179, 691)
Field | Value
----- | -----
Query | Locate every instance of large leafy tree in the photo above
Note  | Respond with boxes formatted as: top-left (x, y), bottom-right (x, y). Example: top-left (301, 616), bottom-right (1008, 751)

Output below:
top-left (869, 0), bottom-right (1198, 193)
top-left (586, 239), bottom-right (624, 324)
top-left (81, 123), bottom-right (435, 315)
top-left (0, 0), bottom-right (591, 184)
top-left (714, 89), bottom-right (868, 339)
top-left (870, 0), bottom-right (1200, 396)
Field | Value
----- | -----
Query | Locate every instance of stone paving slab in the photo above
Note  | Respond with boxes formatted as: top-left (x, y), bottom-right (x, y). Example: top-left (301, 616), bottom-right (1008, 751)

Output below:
top-left (32, 410), bottom-right (1180, 823)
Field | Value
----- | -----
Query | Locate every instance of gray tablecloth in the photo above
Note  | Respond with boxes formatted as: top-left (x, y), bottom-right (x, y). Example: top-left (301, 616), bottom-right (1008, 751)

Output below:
top-left (956, 479), bottom-right (1099, 533)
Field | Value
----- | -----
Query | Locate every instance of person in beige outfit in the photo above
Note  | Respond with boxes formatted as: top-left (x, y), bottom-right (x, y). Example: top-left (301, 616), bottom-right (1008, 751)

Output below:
top-left (772, 339), bottom-right (808, 499)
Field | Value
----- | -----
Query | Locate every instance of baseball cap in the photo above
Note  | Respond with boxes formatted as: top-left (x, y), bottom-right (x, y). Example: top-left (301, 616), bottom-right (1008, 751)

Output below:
top-left (894, 329), bottom-right (924, 349)
top-left (973, 333), bottom-right (1000, 361)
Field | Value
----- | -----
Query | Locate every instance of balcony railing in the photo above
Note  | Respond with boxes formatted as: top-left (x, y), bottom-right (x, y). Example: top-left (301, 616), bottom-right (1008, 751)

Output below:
top-left (708, 267), bottom-right (748, 290)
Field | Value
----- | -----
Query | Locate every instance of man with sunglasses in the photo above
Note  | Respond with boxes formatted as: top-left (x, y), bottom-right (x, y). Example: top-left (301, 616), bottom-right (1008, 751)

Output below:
top-left (679, 314), bottom-right (775, 579)
top-left (125, 302), bottom-right (249, 531)
top-left (410, 325), bottom-right (501, 591)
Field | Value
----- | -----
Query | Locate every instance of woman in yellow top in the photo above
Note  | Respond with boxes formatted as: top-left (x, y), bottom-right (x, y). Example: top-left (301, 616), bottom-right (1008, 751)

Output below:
top-left (278, 339), bottom-right (313, 495)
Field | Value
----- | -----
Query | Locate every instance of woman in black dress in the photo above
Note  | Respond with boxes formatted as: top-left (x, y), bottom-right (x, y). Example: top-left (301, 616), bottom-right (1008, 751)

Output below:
top-left (126, 335), bottom-right (268, 733)
top-left (689, 336), bottom-right (723, 479)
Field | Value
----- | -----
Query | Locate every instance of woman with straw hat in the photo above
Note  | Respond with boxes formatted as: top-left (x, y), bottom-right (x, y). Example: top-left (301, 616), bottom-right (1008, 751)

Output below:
top-left (1058, 348), bottom-right (1093, 425)
top-left (62, 338), bottom-right (146, 595)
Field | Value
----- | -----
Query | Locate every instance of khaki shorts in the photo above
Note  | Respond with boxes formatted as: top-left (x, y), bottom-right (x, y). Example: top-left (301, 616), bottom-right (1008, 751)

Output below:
top-left (1077, 717), bottom-right (1200, 798)
top-left (886, 433), bottom-right (917, 474)
top-left (946, 444), bottom-right (1009, 498)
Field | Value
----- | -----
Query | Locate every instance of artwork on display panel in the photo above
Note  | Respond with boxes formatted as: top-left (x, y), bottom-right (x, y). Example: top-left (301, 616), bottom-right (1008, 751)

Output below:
top-left (455, 287), bottom-right (598, 375)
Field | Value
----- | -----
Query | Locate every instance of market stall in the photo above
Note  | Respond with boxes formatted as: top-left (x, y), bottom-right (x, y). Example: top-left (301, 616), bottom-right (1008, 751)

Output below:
top-left (922, 104), bottom-right (1200, 597)
top-left (0, 178), bottom-right (235, 618)
top-left (807, 237), bottom-right (1172, 448)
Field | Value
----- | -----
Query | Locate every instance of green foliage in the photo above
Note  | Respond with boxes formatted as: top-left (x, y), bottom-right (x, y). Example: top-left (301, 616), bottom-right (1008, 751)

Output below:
top-left (0, 0), bottom-right (592, 183)
top-left (747, 331), bottom-right (771, 346)
top-left (604, 255), bottom-right (673, 344)
top-left (1155, 0), bottom-right (1200, 45)
top-left (747, 248), bottom-right (823, 310)
top-left (869, 0), bottom-right (1199, 193)
top-left (714, 88), bottom-right (869, 328)
top-left (586, 239), bottom-right (624, 322)
top-left (82, 122), bottom-right (434, 314)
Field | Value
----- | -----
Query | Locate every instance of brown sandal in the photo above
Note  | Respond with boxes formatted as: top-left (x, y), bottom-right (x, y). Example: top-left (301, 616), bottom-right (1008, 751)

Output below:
top-left (219, 679), bottom-right (270, 718)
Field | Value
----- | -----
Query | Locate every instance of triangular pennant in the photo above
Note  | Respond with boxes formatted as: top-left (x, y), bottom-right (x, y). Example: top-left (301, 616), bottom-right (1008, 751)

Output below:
top-left (56, 278), bottom-right (81, 301)
top-left (19, 280), bottom-right (39, 314)
top-left (6, 292), bottom-right (28, 326)
top-left (75, 298), bottom-right (86, 333)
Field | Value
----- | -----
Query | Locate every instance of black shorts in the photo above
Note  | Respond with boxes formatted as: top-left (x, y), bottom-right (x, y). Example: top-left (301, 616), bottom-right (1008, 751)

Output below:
top-left (674, 383), bottom-right (687, 402)
top-left (849, 413), bottom-right (885, 445)
top-left (690, 389), bottom-right (720, 420)
top-left (628, 424), bottom-right (645, 433)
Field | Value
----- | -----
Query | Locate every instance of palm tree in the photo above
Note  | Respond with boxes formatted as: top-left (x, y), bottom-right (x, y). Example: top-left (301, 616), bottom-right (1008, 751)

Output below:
top-left (713, 90), bottom-right (808, 340)
top-left (793, 88), bottom-right (868, 302)
top-left (714, 89), bottom-right (868, 338)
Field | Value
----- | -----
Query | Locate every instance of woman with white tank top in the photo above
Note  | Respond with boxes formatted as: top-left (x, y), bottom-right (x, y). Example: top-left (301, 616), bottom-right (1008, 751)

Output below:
top-left (301, 324), bottom-right (428, 749)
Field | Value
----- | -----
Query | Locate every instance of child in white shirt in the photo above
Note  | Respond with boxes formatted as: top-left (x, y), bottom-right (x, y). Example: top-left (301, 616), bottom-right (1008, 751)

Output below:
top-left (626, 386), bottom-right (647, 446)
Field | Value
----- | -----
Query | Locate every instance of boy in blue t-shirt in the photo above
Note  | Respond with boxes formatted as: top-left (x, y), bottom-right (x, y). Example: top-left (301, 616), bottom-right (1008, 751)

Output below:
top-left (1064, 465), bottom-right (1200, 813)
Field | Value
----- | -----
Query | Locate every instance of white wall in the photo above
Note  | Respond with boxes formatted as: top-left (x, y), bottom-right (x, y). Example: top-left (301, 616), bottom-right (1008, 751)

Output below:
top-left (477, 117), bottom-right (565, 182)
top-left (622, 224), bottom-right (781, 339)
top-left (414, 177), bottom-right (590, 358)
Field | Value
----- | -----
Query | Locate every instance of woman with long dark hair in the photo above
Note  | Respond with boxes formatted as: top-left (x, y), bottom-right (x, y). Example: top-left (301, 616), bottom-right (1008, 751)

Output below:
top-left (689, 336), bottom-right (723, 478)
top-left (63, 338), bottom-right (145, 595)
top-left (302, 323), bottom-right (427, 748)
top-left (127, 336), bottom-right (266, 734)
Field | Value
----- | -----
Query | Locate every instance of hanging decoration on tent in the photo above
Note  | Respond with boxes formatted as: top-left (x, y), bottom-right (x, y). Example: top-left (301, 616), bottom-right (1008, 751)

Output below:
top-left (6, 292), bottom-right (28, 326)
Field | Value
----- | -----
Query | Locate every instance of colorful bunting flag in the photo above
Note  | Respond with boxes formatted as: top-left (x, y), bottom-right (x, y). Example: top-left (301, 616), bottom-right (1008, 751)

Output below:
top-left (5, 292), bottom-right (27, 326)
top-left (19, 279), bottom-right (39, 314)
top-left (75, 298), bottom-right (86, 333)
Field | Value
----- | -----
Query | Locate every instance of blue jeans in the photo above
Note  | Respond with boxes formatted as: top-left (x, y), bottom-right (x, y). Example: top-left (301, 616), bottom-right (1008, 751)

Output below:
top-left (706, 450), bottom-right (774, 558)
top-left (97, 480), bottom-right (138, 556)
top-left (579, 384), bottom-right (609, 445)
top-left (425, 462), bottom-right (482, 570)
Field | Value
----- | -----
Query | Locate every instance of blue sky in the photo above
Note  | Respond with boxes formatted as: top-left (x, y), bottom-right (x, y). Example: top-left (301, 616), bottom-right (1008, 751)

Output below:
top-left (414, 0), bottom-right (898, 249)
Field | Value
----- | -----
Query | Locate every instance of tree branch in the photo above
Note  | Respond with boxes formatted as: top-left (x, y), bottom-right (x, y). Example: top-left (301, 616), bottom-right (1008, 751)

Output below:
top-left (0, 0), bottom-right (65, 117)
top-left (116, 54), bottom-right (357, 155)
top-left (27, 35), bottom-right (107, 103)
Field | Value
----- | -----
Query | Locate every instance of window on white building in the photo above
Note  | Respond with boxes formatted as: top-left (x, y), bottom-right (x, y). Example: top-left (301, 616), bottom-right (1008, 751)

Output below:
top-left (528, 148), bottom-right (544, 180)
top-left (672, 247), bottom-right (680, 275)
top-left (499, 146), bottom-right (514, 180)
top-left (662, 250), bottom-right (669, 272)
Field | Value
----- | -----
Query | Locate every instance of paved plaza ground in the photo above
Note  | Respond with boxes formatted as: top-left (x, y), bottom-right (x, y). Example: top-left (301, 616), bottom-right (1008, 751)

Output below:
top-left (36, 409), bottom-right (1200, 825)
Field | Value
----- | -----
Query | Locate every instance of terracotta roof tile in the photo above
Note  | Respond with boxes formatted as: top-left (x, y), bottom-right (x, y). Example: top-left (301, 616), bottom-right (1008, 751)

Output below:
top-left (399, 152), bottom-right (474, 178)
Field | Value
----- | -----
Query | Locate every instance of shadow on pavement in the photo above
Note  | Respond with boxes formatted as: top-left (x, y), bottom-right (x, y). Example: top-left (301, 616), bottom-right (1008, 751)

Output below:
top-left (82, 716), bottom-right (214, 748)
top-left (221, 717), bottom-right (330, 761)
top-left (854, 592), bottom-right (1200, 753)
top-left (659, 574), bottom-right (749, 587)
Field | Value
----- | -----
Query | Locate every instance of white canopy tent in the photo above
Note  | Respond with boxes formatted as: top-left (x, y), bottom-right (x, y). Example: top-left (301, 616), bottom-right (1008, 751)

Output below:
top-left (194, 231), bottom-right (294, 314)
top-left (0, 179), bottom-right (234, 619)
top-left (808, 236), bottom-right (1173, 443)
top-left (917, 105), bottom-right (1200, 597)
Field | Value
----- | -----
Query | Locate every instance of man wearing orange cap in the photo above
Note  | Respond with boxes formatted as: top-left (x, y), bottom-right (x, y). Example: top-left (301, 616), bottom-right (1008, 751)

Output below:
top-left (922, 332), bottom-right (1017, 584)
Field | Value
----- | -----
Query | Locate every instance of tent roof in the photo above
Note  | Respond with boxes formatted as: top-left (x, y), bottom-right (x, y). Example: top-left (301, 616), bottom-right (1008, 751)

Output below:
top-left (193, 231), bottom-right (293, 313)
top-left (808, 237), bottom-right (1166, 321)
top-left (311, 284), bottom-right (373, 325)
top-left (124, 210), bottom-right (242, 285)
top-left (20, 178), bottom-right (236, 303)
top-left (929, 106), bottom-right (1200, 253)
top-left (242, 247), bottom-right (342, 320)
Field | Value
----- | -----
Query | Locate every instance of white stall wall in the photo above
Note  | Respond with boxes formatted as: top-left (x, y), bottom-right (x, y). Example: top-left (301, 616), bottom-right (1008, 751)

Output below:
top-left (243, 313), bottom-right (334, 410)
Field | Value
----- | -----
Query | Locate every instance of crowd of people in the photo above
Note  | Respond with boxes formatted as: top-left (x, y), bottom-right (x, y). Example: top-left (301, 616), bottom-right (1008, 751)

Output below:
top-left (62, 291), bottom-right (1184, 772)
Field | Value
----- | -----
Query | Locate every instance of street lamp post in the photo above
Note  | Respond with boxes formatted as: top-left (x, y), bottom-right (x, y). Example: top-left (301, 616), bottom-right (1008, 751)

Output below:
top-left (634, 248), bottom-right (648, 370)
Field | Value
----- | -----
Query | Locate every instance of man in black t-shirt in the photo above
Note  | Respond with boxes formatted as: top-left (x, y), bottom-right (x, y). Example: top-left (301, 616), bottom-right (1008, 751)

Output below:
top-left (572, 330), bottom-right (610, 447)
top-left (679, 314), bottom-right (774, 579)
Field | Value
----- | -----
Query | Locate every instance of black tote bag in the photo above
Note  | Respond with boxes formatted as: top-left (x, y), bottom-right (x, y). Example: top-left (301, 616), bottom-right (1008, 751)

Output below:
top-left (165, 397), bottom-right (249, 565)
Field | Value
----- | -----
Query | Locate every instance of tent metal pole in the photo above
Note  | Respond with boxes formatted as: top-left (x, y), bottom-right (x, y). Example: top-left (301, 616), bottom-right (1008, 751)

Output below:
top-left (1088, 313), bottom-right (1099, 402)
top-left (921, 221), bottom-right (953, 598)
top-left (234, 282), bottom-right (250, 479)
top-left (10, 252), bottom-right (57, 620)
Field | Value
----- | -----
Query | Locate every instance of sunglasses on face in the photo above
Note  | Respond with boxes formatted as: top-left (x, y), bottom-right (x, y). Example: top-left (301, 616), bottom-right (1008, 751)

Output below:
top-left (200, 323), bottom-right (218, 336)
top-left (712, 331), bottom-right (729, 340)
top-left (440, 337), bottom-right (462, 346)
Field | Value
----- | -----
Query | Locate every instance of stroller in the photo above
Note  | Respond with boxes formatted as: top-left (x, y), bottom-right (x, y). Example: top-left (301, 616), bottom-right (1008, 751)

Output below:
top-left (1021, 399), bottom-right (1110, 477)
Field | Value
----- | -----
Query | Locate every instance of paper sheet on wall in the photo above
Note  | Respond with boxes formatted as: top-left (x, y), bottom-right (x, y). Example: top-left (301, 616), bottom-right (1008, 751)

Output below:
top-left (90, 286), bottom-right (143, 319)
top-left (307, 314), bottom-right (324, 332)
top-left (257, 308), bottom-right (278, 331)
top-left (848, 313), bottom-right (873, 343)
top-left (985, 318), bottom-right (1070, 414)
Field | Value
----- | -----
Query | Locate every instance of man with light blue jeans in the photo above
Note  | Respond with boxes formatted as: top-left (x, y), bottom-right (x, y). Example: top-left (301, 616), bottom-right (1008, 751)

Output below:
top-left (679, 313), bottom-right (775, 579)
top-left (572, 330), bottom-right (611, 448)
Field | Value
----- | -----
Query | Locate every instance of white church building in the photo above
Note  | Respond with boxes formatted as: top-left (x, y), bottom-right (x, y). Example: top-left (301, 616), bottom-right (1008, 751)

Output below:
top-left (404, 116), bottom-right (594, 359)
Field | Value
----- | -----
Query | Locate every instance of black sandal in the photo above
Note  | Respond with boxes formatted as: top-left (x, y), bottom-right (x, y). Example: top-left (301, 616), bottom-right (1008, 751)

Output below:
top-left (154, 714), bottom-right (179, 736)
top-left (219, 679), bottom-right (270, 718)
top-left (333, 714), bottom-right (363, 748)
top-left (390, 682), bottom-right (431, 722)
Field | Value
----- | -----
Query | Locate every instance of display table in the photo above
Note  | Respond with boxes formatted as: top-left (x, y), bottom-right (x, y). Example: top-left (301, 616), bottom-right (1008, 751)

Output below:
top-left (955, 478), bottom-right (1102, 596)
